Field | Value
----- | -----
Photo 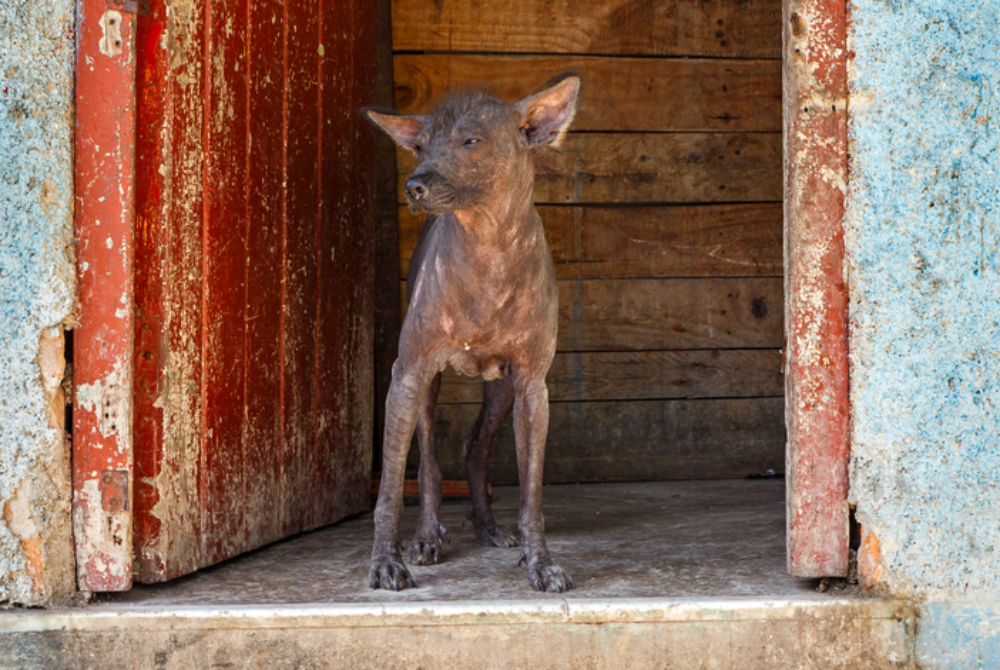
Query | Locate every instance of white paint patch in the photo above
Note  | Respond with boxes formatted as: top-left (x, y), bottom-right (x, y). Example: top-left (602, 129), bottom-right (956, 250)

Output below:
top-left (76, 358), bottom-right (131, 452)
top-left (98, 11), bottom-right (123, 57)
top-left (73, 478), bottom-right (131, 585)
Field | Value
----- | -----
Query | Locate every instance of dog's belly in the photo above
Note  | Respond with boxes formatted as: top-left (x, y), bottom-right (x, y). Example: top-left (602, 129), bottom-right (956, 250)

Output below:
top-left (447, 351), bottom-right (511, 381)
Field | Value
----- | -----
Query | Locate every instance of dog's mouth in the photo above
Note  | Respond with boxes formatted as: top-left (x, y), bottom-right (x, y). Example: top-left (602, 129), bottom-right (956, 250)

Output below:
top-left (407, 191), bottom-right (456, 214)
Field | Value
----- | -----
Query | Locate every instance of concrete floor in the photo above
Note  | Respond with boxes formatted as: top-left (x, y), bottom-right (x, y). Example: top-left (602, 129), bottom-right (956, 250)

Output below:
top-left (96, 479), bottom-right (817, 606)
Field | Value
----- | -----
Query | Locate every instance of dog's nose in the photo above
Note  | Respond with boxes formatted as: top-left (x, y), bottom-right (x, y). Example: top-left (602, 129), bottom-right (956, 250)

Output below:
top-left (405, 176), bottom-right (428, 201)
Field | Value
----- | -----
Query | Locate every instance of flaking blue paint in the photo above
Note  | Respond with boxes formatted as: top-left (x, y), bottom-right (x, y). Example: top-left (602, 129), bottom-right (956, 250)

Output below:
top-left (917, 601), bottom-right (1000, 669)
top-left (847, 0), bottom-right (1000, 665)
top-left (0, 0), bottom-right (77, 604)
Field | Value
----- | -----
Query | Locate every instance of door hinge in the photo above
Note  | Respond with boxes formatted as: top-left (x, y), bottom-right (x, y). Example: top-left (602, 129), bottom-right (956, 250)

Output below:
top-left (106, 0), bottom-right (151, 17)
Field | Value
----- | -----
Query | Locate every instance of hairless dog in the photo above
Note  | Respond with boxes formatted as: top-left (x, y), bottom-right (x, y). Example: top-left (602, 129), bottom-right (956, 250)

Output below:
top-left (364, 74), bottom-right (581, 592)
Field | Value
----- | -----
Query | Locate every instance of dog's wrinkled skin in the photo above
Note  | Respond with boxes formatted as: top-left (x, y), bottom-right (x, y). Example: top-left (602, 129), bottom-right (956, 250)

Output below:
top-left (364, 75), bottom-right (580, 593)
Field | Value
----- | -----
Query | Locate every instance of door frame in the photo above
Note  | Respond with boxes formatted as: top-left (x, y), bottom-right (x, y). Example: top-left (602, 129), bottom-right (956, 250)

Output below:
top-left (73, 0), bottom-right (138, 591)
top-left (783, 0), bottom-right (852, 578)
top-left (71, 0), bottom-right (853, 590)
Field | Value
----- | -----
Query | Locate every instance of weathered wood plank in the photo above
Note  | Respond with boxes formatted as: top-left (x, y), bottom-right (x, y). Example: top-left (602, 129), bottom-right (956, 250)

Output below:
top-left (437, 349), bottom-right (783, 404)
top-left (399, 203), bottom-right (784, 279)
top-left (409, 398), bottom-right (786, 485)
top-left (401, 278), bottom-right (783, 351)
top-left (201, 0), bottom-right (250, 566)
top-left (280, 0), bottom-right (321, 537)
top-left (556, 278), bottom-right (783, 351)
top-left (314, 0), bottom-right (376, 526)
top-left (134, 0), bottom-right (209, 583)
top-left (397, 133), bottom-right (783, 204)
top-left (784, 0), bottom-right (851, 578)
top-left (393, 55), bottom-right (781, 133)
top-left (244, 0), bottom-right (285, 551)
top-left (133, 0), bottom-right (172, 583)
top-left (391, 0), bottom-right (782, 59)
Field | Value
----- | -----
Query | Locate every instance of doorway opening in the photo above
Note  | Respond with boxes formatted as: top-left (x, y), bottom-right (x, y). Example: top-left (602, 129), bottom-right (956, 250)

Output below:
top-left (75, 0), bottom-right (850, 596)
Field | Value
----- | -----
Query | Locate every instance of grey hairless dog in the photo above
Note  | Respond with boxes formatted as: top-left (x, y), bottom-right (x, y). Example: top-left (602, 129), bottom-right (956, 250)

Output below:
top-left (364, 74), bottom-right (581, 592)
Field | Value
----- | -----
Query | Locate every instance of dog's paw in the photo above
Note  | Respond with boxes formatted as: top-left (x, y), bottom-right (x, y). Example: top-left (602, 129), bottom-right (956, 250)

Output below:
top-left (407, 521), bottom-right (451, 566)
top-left (524, 559), bottom-right (574, 593)
top-left (369, 555), bottom-right (417, 591)
top-left (474, 521), bottom-right (519, 548)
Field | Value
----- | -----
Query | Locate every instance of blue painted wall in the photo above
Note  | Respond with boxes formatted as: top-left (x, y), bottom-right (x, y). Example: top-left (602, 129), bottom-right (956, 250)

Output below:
top-left (847, 0), bottom-right (1000, 666)
top-left (848, 0), bottom-right (1000, 600)
top-left (0, 0), bottom-right (77, 605)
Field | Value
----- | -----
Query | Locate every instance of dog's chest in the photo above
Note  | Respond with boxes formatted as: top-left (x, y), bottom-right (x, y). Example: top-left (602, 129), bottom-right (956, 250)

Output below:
top-left (446, 350), bottom-right (512, 381)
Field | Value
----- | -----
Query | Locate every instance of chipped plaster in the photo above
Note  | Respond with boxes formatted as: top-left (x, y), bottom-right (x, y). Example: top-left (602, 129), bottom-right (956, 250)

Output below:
top-left (0, 0), bottom-right (78, 605)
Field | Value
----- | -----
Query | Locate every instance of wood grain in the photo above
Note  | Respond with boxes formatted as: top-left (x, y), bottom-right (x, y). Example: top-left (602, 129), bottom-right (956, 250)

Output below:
top-left (408, 397), bottom-right (786, 484)
top-left (280, 0), bottom-right (321, 538)
top-left (391, 0), bottom-right (782, 59)
top-left (397, 132), bottom-right (783, 204)
top-left (556, 278), bottom-right (783, 351)
top-left (315, 0), bottom-right (376, 527)
top-left (201, 0), bottom-right (250, 566)
top-left (436, 349), bottom-right (783, 404)
top-left (393, 54), bottom-right (781, 133)
top-left (399, 203), bottom-right (783, 279)
top-left (401, 277), bottom-right (783, 351)
top-left (245, 0), bottom-right (285, 552)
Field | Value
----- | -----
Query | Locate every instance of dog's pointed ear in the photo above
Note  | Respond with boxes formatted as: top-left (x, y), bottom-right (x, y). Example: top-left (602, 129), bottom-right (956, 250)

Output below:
top-left (514, 75), bottom-right (581, 148)
top-left (363, 108), bottom-right (428, 150)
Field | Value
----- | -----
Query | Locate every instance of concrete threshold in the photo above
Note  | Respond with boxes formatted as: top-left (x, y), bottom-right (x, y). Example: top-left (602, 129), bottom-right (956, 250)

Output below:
top-left (1, 596), bottom-right (915, 669)
top-left (0, 482), bottom-right (916, 668)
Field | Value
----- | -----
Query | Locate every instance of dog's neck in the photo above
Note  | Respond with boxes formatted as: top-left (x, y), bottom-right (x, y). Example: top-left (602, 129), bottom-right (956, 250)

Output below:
top-left (450, 164), bottom-right (537, 249)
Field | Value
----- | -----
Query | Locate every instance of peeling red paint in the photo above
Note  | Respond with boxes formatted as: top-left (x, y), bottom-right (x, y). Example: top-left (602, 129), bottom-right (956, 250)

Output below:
top-left (73, 0), bottom-right (136, 591)
top-left (129, 0), bottom-right (376, 582)
top-left (783, 0), bottom-right (851, 578)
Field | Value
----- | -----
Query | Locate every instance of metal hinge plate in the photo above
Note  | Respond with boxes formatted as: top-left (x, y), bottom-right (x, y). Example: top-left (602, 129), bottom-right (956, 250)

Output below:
top-left (106, 0), bottom-right (151, 17)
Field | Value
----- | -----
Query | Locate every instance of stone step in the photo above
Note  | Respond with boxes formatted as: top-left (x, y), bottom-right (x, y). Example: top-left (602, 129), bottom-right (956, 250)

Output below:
top-left (1, 596), bottom-right (914, 669)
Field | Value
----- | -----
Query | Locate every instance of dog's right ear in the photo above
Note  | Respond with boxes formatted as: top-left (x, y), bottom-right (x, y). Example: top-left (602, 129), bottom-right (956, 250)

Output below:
top-left (362, 108), bottom-right (427, 151)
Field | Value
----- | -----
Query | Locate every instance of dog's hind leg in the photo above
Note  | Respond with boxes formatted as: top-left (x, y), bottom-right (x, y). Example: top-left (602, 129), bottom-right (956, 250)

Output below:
top-left (407, 372), bottom-right (451, 565)
top-left (463, 377), bottom-right (519, 548)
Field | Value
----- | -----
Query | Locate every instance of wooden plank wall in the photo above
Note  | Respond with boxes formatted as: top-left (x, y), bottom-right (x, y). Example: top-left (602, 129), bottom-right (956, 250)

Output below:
top-left (389, 0), bottom-right (785, 484)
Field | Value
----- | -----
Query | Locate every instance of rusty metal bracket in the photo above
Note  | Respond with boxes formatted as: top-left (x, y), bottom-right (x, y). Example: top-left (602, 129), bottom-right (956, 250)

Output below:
top-left (101, 470), bottom-right (130, 512)
top-left (106, 0), bottom-right (151, 17)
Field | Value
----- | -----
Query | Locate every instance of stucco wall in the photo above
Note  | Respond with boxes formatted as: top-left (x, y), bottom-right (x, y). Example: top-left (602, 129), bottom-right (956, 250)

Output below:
top-left (0, 0), bottom-right (78, 605)
top-left (847, 0), bottom-right (999, 598)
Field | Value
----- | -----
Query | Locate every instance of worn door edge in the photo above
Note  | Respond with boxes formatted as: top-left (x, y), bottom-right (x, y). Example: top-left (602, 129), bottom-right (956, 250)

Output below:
top-left (783, 0), bottom-right (851, 578)
top-left (72, 0), bottom-right (138, 592)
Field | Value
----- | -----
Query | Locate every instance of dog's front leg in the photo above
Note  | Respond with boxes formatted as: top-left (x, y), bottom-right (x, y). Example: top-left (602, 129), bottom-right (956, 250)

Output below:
top-left (370, 365), bottom-right (432, 590)
top-left (513, 377), bottom-right (574, 592)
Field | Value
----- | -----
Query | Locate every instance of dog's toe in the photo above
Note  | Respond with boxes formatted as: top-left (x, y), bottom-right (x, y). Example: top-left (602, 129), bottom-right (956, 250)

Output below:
top-left (407, 539), bottom-right (441, 566)
top-left (369, 555), bottom-right (417, 591)
top-left (474, 521), bottom-right (519, 548)
top-left (525, 562), bottom-right (574, 593)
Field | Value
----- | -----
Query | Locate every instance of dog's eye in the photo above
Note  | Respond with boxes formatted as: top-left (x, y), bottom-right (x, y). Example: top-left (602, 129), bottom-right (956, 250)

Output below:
top-left (463, 137), bottom-right (481, 147)
top-left (413, 144), bottom-right (422, 153)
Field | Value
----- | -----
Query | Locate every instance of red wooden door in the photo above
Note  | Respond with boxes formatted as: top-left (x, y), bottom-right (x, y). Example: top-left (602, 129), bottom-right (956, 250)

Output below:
top-left (127, 0), bottom-right (376, 582)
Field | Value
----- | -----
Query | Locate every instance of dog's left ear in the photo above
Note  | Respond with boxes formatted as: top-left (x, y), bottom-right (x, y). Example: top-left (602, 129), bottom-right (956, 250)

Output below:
top-left (514, 75), bottom-right (581, 148)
